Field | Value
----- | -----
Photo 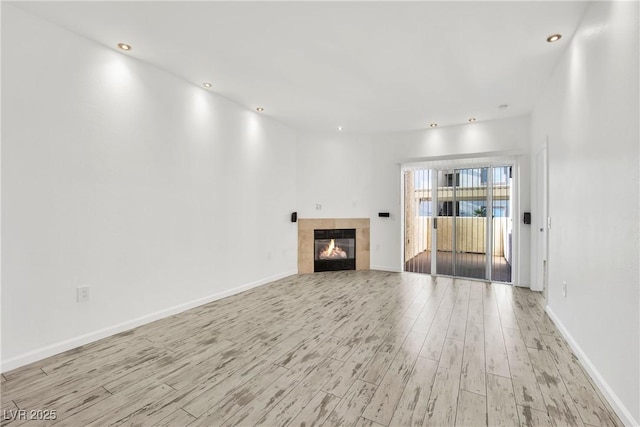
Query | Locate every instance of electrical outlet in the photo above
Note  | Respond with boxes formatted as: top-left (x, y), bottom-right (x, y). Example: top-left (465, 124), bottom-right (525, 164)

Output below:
top-left (562, 281), bottom-right (567, 297)
top-left (77, 285), bottom-right (90, 302)
top-left (315, 204), bottom-right (322, 210)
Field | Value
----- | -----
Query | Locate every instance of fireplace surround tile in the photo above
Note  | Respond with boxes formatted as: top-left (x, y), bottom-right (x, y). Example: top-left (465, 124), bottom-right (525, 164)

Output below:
top-left (298, 218), bottom-right (370, 274)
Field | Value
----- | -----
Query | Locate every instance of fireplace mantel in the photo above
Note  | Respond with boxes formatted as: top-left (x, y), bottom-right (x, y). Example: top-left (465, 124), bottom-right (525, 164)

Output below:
top-left (298, 218), bottom-right (370, 274)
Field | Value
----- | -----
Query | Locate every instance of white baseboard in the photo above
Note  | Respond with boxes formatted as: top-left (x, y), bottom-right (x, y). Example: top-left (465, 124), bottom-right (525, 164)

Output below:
top-left (1, 270), bottom-right (297, 373)
top-left (370, 265), bottom-right (403, 273)
top-left (545, 306), bottom-right (638, 427)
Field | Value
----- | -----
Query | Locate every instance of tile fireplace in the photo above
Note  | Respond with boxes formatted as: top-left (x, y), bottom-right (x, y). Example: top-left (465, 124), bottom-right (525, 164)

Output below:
top-left (297, 218), bottom-right (370, 274)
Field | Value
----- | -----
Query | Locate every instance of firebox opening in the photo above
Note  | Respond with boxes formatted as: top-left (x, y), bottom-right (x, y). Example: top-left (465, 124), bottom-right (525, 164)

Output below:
top-left (314, 229), bottom-right (356, 272)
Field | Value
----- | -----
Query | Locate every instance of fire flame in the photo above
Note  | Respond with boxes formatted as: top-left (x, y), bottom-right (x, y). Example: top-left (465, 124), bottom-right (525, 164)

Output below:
top-left (327, 239), bottom-right (335, 253)
top-left (319, 239), bottom-right (348, 260)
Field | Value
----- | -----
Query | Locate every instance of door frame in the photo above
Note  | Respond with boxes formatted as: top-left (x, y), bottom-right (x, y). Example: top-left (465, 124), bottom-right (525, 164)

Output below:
top-left (533, 144), bottom-right (549, 294)
top-left (401, 157), bottom-right (519, 284)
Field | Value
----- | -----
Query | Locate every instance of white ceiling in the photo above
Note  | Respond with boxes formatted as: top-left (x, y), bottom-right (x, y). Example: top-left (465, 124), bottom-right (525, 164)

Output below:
top-left (12, 1), bottom-right (589, 133)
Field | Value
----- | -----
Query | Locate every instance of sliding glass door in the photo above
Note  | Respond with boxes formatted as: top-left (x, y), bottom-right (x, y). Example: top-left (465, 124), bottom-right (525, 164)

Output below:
top-left (404, 164), bottom-right (513, 283)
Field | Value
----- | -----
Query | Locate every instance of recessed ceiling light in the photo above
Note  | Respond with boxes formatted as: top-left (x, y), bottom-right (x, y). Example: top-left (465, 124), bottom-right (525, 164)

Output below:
top-left (256, 107), bottom-right (264, 112)
top-left (430, 123), bottom-right (438, 128)
top-left (203, 82), bottom-right (212, 88)
top-left (337, 126), bottom-right (343, 131)
top-left (498, 104), bottom-right (509, 110)
top-left (546, 34), bottom-right (562, 43)
top-left (117, 43), bottom-right (132, 51)
top-left (469, 118), bottom-right (476, 122)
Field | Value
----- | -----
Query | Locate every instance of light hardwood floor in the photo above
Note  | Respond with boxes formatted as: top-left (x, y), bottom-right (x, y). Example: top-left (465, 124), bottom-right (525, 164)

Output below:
top-left (1, 271), bottom-right (623, 426)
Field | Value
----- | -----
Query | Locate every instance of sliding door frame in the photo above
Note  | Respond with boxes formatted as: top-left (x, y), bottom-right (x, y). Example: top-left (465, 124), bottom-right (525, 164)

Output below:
top-left (485, 166), bottom-right (494, 279)
top-left (401, 157), bottom-right (520, 284)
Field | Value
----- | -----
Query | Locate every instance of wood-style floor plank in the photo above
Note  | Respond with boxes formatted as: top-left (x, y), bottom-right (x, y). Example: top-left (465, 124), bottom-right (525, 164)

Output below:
top-left (222, 334), bottom-right (342, 426)
top-left (361, 331), bottom-right (424, 425)
top-left (423, 339), bottom-right (464, 426)
top-left (288, 391), bottom-right (339, 426)
top-left (418, 287), bottom-right (456, 360)
top-left (540, 334), bottom-right (621, 427)
top-left (527, 347), bottom-right (585, 427)
top-left (467, 282), bottom-right (484, 324)
top-left (322, 358), bottom-right (369, 399)
top-left (387, 356), bottom-right (438, 427)
top-left (64, 382), bottom-right (174, 427)
top-left (255, 358), bottom-right (343, 427)
top-left (510, 289), bottom-right (546, 350)
top-left (486, 373), bottom-right (519, 427)
top-left (0, 399), bottom-right (17, 413)
top-left (484, 314), bottom-right (511, 378)
top-left (410, 296), bottom-right (441, 335)
top-left (323, 380), bottom-right (377, 427)
top-left (0, 271), bottom-right (623, 427)
top-left (495, 285), bottom-right (520, 330)
top-left (354, 416), bottom-right (385, 427)
top-left (515, 313), bottom-right (546, 350)
top-left (189, 364), bottom-right (288, 425)
top-left (20, 386), bottom-right (111, 426)
top-left (402, 288), bottom-right (430, 319)
top-left (446, 282), bottom-right (470, 341)
top-left (153, 408), bottom-right (196, 427)
top-left (502, 327), bottom-right (547, 412)
top-left (456, 390), bottom-right (487, 427)
top-left (536, 313), bottom-right (560, 336)
top-left (460, 320), bottom-right (485, 396)
top-left (517, 404), bottom-right (552, 427)
top-left (482, 282), bottom-right (500, 317)
top-left (358, 320), bottom-right (413, 385)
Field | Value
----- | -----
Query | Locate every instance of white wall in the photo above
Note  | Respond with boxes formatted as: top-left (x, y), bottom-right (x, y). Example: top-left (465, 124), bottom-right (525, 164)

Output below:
top-left (530, 1), bottom-right (639, 424)
top-left (1, 5), bottom-right (298, 370)
top-left (297, 117), bottom-right (531, 280)
top-left (296, 132), bottom-right (374, 219)
top-left (371, 117), bottom-right (531, 280)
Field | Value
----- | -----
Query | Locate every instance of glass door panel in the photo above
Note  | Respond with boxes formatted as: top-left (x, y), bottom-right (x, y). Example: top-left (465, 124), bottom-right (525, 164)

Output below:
top-left (453, 168), bottom-right (488, 280)
top-left (435, 169), bottom-right (455, 276)
top-left (404, 169), bottom-right (433, 274)
top-left (491, 166), bottom-right (513, 282)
